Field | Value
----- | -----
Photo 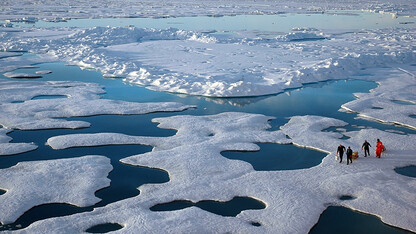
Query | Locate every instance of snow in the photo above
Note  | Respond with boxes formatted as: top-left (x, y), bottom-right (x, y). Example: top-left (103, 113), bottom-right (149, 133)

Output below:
top-left (0, 155), bottom-right (112, 225)
top-left (9, 113), bottom-right (416, 233)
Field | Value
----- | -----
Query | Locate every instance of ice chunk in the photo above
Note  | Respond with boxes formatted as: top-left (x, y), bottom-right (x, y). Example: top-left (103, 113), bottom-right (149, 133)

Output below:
top-left (276, 31), bottom-right (327, 41)
top-left (35, 70), bottom-right (52, 74)
top-left (0, 155), bottom-right (112, 224)
top-left (3, 72), bottom-right (42, 79)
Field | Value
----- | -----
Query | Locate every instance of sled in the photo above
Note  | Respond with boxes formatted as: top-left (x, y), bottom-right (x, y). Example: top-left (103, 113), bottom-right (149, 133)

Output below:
top-left (352, 151), bottom-right (359, 160)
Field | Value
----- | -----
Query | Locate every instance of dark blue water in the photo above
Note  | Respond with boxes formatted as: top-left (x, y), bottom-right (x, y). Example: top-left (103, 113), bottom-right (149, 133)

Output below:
top-left (310, 206), bottom-right (413, 234)
top-left (221, 143), bottom-right (326, 171)
top-left (85, 223), bottom-right (123, 233)
top-left (1, 62), bottom-right (415, 232)
top-left (32, 95), bottom-right (68, 100)
top-left (395, 166), bottom-right (416, 178)
top-left (150, 196), bottom-right (266, 217)
top-left (338, 195), bottom-right (356, 201)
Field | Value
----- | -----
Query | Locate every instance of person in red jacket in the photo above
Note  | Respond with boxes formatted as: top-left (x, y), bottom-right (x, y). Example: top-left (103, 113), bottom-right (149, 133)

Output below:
top-left (375, 139), bottom-right (384, 158)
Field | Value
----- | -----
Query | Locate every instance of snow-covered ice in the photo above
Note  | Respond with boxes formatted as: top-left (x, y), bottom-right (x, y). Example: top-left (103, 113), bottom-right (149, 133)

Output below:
top-left (0, 155), bottom-right (112, 225)
top-left (342, 67), bottom-right (416, 129)
top-left (10, 113), bottom-right (416, 233)
top-left (0, 79), bottom-right (193, 130)
top-left (3, 72), bottom-right (42, 79)
top-left (0, 79), bottom-right (192, 156)
top-left (0, 128), bottom-right (37, 156)
top-left (35, 70), bottom-right (52, 74)
top-left (0, 0), bottom-right (415, 232)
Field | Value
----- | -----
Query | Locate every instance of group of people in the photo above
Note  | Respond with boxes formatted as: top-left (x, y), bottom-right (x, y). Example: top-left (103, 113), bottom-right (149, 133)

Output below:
top-left (336, 139), bottom-right (385, 165)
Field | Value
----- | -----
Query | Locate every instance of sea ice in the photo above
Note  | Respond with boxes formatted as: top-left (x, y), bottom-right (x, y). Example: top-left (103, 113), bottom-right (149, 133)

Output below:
top-left (0, 155), bottom-right (112, 225)
top-left (0, 79), bottom-right (193, 130)
top-left (3, 72), bottom-right (42, 79)
top-left (0, 52), bottom-right (22, 59)
top-left (12, 113), bottom-right (416, 233)
top-left (0, 52), bottom-right (56, 74)
top-left (1, 0), bottom-right (415, 20)
top-left (0, 128), bottom-right (37, 156)
top-left (1, 25), bottom-right (414, 97)
top-left (35, 70), bottom-right (52, 74)
top-left (342, 66), bottom-right (416, 129)
top-left (0, 79), bottom-right (192, 156)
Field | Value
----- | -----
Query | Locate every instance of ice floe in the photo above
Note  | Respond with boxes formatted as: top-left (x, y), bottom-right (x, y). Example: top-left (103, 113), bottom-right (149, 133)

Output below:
top-left (342, 66), bottom-right (416, 129)
top-left (0, 155), bottom-right (112, 225)
top-left (0, 79), bottom-right (193, 156)
top-left (10, 113), bottom-right (416, 233)
top-left (0, 79), bottom-right (193, 130)
top-left (3, 72), bottom-right (42, 79)
top-left (35, 70), bottom-right (52, 74)
top-left (0, 128), bottom-right (37, 156)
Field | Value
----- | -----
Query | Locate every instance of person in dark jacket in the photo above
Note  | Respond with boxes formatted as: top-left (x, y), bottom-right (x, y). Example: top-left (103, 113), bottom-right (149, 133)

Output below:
top-left (362, 140), bottom-right (372, 157)
top-left (337, 144), bottom-right (346, 163)
top-left (346, 146), bottom-right (353, 165)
